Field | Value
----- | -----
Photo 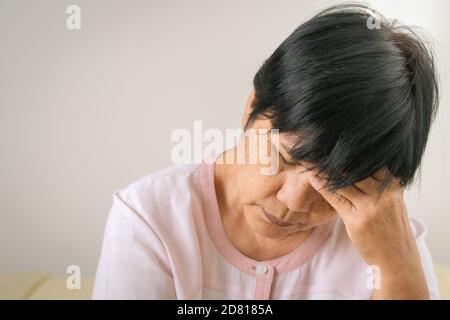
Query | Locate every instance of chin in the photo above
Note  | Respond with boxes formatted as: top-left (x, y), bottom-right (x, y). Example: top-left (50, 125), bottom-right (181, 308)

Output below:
top-left (252, 215), bottom-right (312, 239)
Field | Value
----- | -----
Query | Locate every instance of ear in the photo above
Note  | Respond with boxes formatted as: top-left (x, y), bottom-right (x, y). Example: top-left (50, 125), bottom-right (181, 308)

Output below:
top-left (241, 90), bottom-right (256, 130)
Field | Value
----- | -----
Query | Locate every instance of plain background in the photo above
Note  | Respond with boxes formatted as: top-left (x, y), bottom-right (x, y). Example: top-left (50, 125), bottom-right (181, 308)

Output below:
top-left (0, 0), bottom-right (449, 276)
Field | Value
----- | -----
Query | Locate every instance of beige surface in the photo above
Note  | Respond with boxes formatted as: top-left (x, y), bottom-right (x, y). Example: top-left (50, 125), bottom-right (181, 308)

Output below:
top-left (1, 264), bottom-right (450, 299)
top-left (27, 276), bottom-right (94, 300)
top-left (0, 272), bottom-right (48, 299)
top-left (0, 273), bottom-right (93, 300)
top-left (435, 264), bottom-right (450, 300)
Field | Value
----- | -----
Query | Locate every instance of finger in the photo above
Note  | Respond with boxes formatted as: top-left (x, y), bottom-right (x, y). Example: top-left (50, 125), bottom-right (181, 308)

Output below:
top-left (371, 167), bottom-right (390, 182)
top-left (308, 170), bottom-right (368, 204)
top-left (352, 167), bottom-right (396, 199)
top-left (308, 173), bottom-right (355, 219)
top-left (353, 176), bottom-right (383, 198)
top-left (391, 177), bottom-right (405, 190)
top-left (369, 167), bottom-right (404, 193)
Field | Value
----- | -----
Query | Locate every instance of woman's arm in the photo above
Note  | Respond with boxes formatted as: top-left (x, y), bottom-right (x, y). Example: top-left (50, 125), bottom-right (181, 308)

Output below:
top-left (308, 168), bottom-right (439, 300)
top-left (370, 217), bottom-right (441, 299)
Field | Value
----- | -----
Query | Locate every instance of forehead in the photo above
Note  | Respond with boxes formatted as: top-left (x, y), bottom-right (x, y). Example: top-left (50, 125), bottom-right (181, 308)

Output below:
top-left (249, 120), bottom-right (303, 152)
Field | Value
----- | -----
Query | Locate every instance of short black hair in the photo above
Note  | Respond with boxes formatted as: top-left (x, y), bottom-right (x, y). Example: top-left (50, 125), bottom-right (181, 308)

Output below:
top-left (247, 3), bottom-right (439, 193)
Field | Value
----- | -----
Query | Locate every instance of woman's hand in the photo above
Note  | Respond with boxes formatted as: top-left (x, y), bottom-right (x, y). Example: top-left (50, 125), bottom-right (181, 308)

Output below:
top-left (307, 168), bottom-right (430, 299)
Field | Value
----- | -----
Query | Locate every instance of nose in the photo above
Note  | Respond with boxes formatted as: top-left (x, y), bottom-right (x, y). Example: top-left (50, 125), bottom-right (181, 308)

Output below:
top-left (276, 171), bottom-right (315, 213)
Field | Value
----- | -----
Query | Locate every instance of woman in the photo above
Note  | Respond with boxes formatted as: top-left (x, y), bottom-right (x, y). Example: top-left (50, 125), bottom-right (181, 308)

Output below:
top-left (93, 4), bottom-right (441, 299)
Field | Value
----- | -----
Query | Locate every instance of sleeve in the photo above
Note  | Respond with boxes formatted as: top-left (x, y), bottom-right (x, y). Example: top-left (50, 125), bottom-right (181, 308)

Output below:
top-left (410, 217), bottom-right (441, 300)
top-left (92, 191), bottom-right (176, 299)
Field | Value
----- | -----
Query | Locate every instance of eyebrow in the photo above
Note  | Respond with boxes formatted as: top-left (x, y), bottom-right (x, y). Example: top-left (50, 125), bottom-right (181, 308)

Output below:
top-left (279, 141), bottom-right (314, 174)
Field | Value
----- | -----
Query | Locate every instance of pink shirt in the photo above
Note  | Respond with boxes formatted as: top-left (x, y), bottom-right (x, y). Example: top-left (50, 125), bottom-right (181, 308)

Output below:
top-left (93, 157), bottom-right (441, 299)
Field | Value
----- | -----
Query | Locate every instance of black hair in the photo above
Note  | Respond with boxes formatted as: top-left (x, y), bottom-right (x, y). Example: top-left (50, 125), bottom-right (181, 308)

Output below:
top-left (247, 3), bottom-right (439, 193)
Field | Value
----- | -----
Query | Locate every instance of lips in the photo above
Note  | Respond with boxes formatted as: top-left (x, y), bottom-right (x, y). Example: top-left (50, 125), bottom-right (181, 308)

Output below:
top-left (259, 207), bottom-right (297, 227)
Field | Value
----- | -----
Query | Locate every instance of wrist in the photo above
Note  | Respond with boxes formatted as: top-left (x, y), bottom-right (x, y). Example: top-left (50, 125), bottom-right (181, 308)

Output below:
top-left (372, 262), bottom-right (429, 299)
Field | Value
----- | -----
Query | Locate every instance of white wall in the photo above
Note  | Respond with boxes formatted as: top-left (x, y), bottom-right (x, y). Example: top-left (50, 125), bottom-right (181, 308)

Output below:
top-left (0, 0), bottom-right (449, 275)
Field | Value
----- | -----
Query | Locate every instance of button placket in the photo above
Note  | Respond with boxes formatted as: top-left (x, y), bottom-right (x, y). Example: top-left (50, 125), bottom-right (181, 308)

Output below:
top-left (255, 263), bottom-right (268, 275)
top-left (253, 264), bottom-right (274, 299)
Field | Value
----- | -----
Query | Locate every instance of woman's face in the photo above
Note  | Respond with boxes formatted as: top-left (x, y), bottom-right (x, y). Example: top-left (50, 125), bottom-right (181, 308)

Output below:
top-left (232, 117), bottom-right (337, 239)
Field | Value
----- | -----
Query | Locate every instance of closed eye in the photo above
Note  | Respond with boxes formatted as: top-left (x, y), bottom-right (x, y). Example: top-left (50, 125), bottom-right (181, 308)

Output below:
top-left (279, 152), bottom-right (312, 174)
top-left (279, 152), bottom-right (297, 166)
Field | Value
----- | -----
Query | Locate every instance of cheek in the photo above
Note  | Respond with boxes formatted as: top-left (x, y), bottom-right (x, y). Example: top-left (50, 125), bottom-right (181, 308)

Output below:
top-left (236, 166), bottom-right (278, 203)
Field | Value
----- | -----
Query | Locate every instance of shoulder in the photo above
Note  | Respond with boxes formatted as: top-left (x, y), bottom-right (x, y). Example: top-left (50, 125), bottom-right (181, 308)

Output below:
top-left (111, 163), bottom-right (203, 228)
top-left (408, 216), bottom-right (428, 240)
top-left (118, 162), bottom-right (201, 196)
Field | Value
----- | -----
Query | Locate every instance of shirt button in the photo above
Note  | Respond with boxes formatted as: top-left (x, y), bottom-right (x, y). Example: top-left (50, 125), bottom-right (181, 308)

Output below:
top-left (255, 263), bottom-right (268, 275)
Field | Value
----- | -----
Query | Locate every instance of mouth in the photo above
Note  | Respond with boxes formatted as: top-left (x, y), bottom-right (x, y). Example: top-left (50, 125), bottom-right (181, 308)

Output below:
top-left (259, 206), bottom-right (298, 227)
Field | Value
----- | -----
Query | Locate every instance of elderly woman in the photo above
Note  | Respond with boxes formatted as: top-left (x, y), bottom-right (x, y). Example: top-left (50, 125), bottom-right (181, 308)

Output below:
top-left (93, 4), bottom-right (440, 299)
